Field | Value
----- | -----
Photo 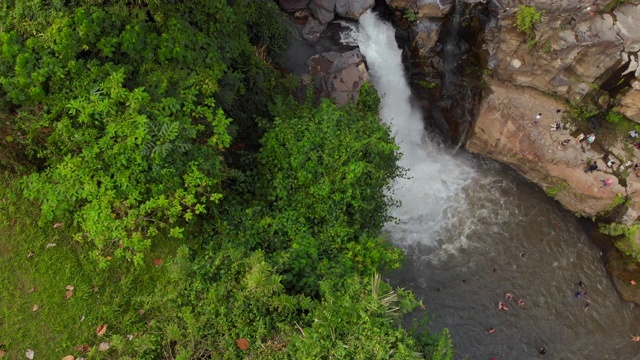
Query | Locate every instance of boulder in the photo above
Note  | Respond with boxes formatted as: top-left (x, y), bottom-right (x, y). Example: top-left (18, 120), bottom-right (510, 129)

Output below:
top-left (309, 49), bottom-right (369, 105)
top-left (335, 0), bottom-right (375, 20)
top-left (614, 4), bottom-right (640, 52)
top-left (302, 16), bottom-right (327, 43)
top-left (620, 80), bottom-right (640, 123)
top-left (309, 0), bottom-right (337, 24)
top-left (278, 0), bottom-right (310, 11)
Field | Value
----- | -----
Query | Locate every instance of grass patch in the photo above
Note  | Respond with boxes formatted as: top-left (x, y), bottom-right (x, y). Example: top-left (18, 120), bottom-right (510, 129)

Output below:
top-left (546, 182), bottom-right (569, 197)
top-left (0, 172), bottom-right (177, 358)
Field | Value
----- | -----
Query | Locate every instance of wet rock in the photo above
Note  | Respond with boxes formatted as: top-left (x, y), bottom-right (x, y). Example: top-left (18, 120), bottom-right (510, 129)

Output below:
top-left (278, 0), bottom-right (311, 11)
top-left (385, 0), bottom-right (454, 18)
top-left (607, 250), bottom-right (640, 304)
top-left (412, 18), bottom-right (443, 59)
top-left (309, 49), bottom-right (369, 105)
top-left (335, 0), bottom-right (375, 20)
top-left (302, 16), bottom-right (327, 43)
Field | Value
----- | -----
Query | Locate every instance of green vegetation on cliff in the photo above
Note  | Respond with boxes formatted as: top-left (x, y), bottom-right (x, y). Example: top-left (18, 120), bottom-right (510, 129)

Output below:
top-left (514, 5), bottom-right (543, 48)
top-left (0, 0), bottom-right (453, 358)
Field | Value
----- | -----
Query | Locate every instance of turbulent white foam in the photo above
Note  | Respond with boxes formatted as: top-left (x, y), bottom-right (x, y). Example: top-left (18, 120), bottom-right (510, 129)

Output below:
top-left (355, 11), bottom-right (477, 256)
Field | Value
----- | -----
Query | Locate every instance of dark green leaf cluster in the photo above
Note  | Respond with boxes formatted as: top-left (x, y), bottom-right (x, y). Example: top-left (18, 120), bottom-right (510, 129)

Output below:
top-left (256, 98), bottom-right (403, 294)
top-left (0, 0), bottom-right (290, 265)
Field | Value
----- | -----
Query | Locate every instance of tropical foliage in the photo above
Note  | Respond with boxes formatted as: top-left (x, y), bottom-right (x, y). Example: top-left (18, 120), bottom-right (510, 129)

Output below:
top-left (0, 0), bottom-right (454, 358)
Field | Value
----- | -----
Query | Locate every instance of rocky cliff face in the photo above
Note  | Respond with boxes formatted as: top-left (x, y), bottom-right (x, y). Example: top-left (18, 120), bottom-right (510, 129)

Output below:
top-left (462, 0), bottom-right (640, 302)
top-left (466, 0), bottom-right (640, 218)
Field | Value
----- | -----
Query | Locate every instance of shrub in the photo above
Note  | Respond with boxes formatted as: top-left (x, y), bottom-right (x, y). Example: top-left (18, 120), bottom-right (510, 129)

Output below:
top-left (606, 111), bottom-right (625, 124)
top-left (515, 5), bottom-right (543, 42)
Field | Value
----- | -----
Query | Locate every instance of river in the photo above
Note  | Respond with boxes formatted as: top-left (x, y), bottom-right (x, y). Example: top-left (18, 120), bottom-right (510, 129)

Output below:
top-left (354, 10), bottom-right (640, 360)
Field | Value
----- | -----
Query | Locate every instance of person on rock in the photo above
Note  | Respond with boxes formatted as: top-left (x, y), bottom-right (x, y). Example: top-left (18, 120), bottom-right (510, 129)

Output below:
top-left (586, 134), bottom-right (596, 144)
top-left (531, 113), bottom-right (542, 125)
top-left (600, 178), bottom-right (613, 187)
top-left (584, 161), bottom-right (598, 173)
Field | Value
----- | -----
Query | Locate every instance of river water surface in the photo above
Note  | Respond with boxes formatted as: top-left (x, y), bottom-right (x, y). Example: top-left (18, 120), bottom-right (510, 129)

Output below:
top-left (354, 10), bottom-right (640, 360)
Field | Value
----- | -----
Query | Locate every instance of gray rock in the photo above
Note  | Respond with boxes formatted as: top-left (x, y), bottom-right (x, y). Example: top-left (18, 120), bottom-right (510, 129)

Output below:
top-left (309, 0), bottom-right (337, 24)
top-left (615, 4), bottom-right (640, 52)
top-left (483, 8), bottom-right (624, 98)
top-left (302, 17), bottom-right (327, 43)
top-left (335, 0), bottom-right (374, 20)
top-left (309, 49), bottom-right (368, 105)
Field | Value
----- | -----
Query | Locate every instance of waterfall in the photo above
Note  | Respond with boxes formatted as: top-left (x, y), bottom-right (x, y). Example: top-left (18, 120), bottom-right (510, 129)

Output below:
top-left (354, 11), bottom-right (476, 255)
top-left (443, 0), bottom-right (465, 93)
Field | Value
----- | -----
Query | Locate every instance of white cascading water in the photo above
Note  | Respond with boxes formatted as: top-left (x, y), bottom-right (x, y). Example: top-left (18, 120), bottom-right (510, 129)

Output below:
top-left (344, 11), bottom-right (477, 256)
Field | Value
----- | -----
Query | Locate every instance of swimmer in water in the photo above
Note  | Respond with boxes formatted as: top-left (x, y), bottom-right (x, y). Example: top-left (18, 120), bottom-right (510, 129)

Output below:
top-left (539, 347), bottom-right (547, 355)
top-left (630, 335), bottom-right (640, 342)
top-left (517, 298), bottom-right (525, 307)
top-left (487, 327), bottom-right (496, 334)
top-left (498, 301), bottom-right (509, 311)
top-left (584, 300), bottom-right (591, 311)
top-left (505, 292), bottom-right (514, 300)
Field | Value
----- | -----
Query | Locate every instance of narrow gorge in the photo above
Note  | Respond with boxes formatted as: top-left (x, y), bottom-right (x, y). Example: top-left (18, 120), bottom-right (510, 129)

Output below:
top-left (278, 0), bottom-right (640, 358)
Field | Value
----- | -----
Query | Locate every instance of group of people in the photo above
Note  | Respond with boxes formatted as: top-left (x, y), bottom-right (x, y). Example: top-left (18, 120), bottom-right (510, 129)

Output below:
top-left (575, 281), bottom-right (591, 311)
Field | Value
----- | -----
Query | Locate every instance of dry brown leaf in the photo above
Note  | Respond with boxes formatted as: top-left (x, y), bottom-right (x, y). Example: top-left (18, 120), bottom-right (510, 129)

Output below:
top-left (62, 355), bottom-right (75, 360)
top-left (28, 286), bottom-right (38, 293)
top-left (153, 258), bottom-right (163, 267)
top-left (96, 323), bottom-right (108, 336)
top-left (65, 284), bottom-right (75, 291)
top-left (138, 309), bottom-right (144, 315)
top-left (98, 342), bottom-right (110, 352)
top-left (26, 349), bottom-right (34, 359)
top-left (92, 285), bottom-right (98, 293)
top-left (53, 222), bottom-right (64, 228)
top-left (74, 344), bottom-right (90, 354)
top-left (236, 338), bottom-right (249, 351)
top-left (32, 304), bottom-right (39, 312)
top-left (27, 251), bottom-right (34, 258)
top-left (0, 349), bottom-right (5, 357)
top-left (65, 289), bottom-right (73, 300)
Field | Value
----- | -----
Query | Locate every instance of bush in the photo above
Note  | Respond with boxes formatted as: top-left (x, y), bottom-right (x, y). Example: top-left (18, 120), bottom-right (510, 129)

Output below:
top-left (606, 111), bottom-right (625, 124)
top-left (515, 5), bottom-right (543, 40)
